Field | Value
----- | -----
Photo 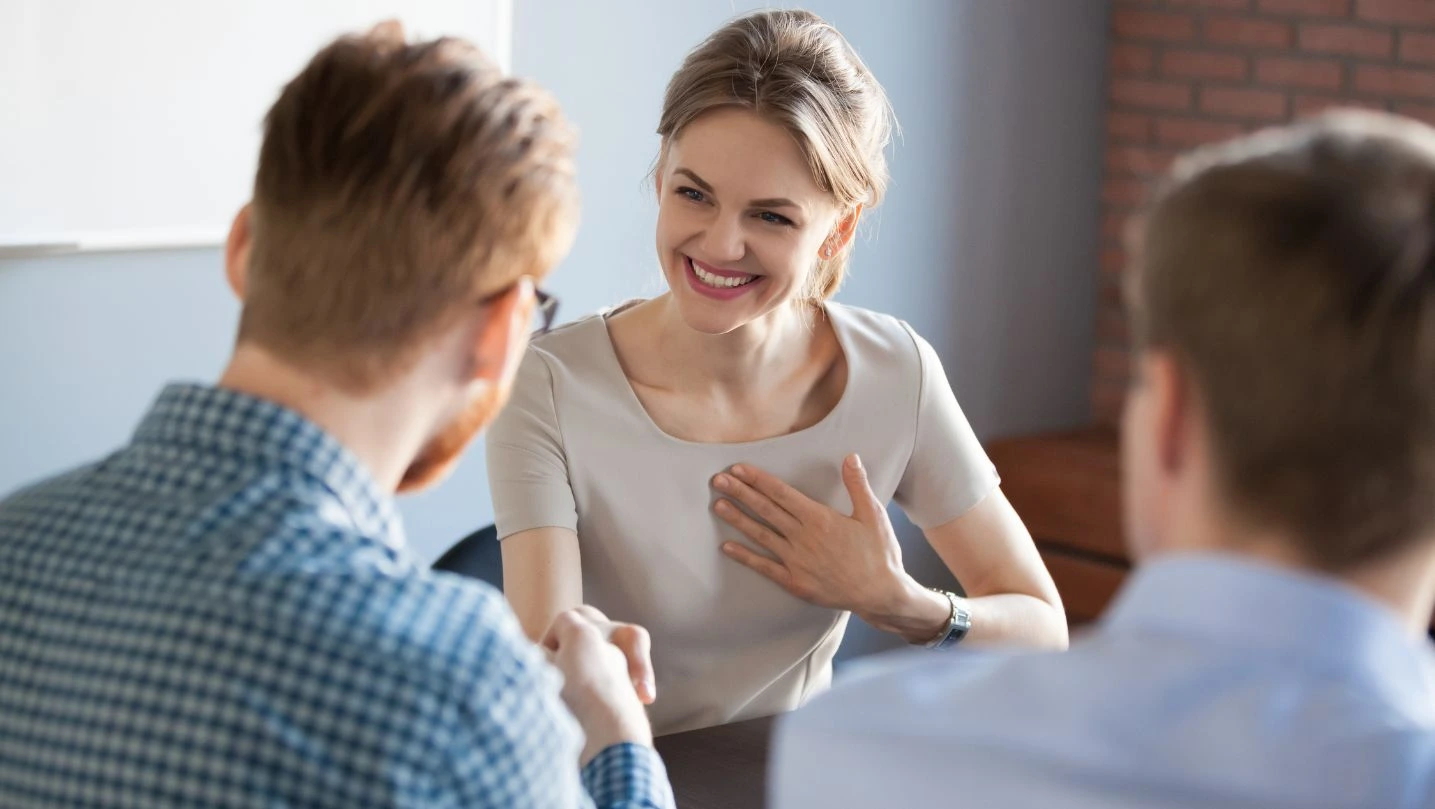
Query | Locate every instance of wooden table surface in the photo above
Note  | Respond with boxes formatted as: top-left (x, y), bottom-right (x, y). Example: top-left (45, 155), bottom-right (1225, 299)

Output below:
top-left (653, 715), bottom-right (776, 809)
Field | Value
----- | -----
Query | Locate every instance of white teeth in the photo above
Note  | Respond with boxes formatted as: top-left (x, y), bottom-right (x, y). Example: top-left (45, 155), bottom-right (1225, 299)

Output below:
top-left (691, 260), bottom-right (756, 289)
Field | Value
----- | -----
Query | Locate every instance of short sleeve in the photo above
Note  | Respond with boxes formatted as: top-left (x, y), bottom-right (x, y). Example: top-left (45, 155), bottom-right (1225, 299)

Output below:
top-left (891, 325), bottom-right (1000, 530)
top-left (485, 348), bottom-right (579, 539)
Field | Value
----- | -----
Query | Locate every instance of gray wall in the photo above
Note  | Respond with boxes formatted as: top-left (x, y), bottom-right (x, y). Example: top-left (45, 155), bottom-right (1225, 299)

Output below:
top-left (0, 1), bottom-right (1107, 655)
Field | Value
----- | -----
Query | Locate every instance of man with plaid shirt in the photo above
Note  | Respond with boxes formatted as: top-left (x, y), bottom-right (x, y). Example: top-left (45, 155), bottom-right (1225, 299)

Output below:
top-left (0, 21), bottom-right (672, 809)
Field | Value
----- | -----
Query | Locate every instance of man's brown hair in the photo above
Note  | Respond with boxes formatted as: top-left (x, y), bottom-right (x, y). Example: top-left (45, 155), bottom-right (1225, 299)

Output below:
top-left (1128, 111), bottom-right (1435, 570)
top-left (241, 22), bottom-right (577, 391)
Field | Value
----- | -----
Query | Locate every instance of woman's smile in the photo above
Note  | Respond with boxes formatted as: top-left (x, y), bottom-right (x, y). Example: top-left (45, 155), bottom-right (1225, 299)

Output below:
top-left (683, 254), bottom-right (765, 300)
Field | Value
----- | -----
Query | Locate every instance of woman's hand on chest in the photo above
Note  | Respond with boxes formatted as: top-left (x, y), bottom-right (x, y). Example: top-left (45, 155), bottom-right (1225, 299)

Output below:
top-left (711, 453), bottom-right (913, 616)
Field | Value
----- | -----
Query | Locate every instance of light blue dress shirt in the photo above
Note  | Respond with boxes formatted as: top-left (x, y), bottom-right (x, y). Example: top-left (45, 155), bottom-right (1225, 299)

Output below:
top-left (0, 384), bottom-right (673, 808)
top-left (773, 554), bottom-right (1435, 809)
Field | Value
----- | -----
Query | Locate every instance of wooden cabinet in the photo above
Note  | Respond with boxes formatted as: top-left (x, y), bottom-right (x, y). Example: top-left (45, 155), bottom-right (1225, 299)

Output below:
top-left (988, 427), bottom-right (1128, 626)
top-left (1039, 548), bottom-right (1127, 625)
top-left (990, 427), bottom-right (1435, 635)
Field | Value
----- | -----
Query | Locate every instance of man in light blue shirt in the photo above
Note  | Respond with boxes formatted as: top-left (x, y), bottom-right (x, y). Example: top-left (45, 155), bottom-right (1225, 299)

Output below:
top-left (0, 22), bottom-right (672, 809)
top-left (773, 111), bottom-right (1435, 809)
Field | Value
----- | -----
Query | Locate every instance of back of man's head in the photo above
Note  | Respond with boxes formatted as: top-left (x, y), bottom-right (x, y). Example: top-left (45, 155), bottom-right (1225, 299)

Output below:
top-left (1127, 111), bottom-right (1435, 572)
top-left (239, 22), bottom-right (577, 393)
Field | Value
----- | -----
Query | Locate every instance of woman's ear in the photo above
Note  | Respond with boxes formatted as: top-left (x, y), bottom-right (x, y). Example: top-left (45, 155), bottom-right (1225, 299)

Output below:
top-left (824, 203), bottom-right (865, 256)
top-left (653, 143), bottom-right (669, 201)
top-left (224, 204), bottom-right (254, 301)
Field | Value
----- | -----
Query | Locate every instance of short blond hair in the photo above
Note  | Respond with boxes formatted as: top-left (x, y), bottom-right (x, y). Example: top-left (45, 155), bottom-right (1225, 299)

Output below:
top-left (656, 9), bottom-right (893, 300)
top-left (241, 23), bottom-right (578, 391)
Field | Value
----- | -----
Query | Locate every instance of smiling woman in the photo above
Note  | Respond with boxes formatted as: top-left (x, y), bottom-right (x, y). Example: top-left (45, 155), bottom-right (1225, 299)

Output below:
top-left (655, 107), bottom-right (851, 327)
top-left (486, 8), bottom-right (1067, 736)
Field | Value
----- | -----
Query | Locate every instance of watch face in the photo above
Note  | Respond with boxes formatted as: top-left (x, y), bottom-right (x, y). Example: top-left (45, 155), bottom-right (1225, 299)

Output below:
top-left (927, 589), bottom-right (969, 649)
top-left (941, 607), bottom-right (971, 648)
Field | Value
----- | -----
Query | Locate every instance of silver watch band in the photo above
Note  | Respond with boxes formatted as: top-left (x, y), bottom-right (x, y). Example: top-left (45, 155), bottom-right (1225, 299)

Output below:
top-left (924, 588), bottom-right (972, 649)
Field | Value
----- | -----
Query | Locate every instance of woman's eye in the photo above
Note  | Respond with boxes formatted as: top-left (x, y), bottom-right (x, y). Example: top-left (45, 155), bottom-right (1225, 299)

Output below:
top-left (758, 211), bottom-right (793, 226)
top-left (677, 187), bottom-right (705, 203)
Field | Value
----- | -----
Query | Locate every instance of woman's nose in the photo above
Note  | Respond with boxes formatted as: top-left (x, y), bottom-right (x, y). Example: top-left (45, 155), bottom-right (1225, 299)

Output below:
top-left (699, 214), bottom-right (746, 263)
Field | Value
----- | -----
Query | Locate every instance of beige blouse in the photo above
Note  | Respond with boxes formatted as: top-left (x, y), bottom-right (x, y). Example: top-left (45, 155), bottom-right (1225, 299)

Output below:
top-left (486, 301), bottom-right (998, 734)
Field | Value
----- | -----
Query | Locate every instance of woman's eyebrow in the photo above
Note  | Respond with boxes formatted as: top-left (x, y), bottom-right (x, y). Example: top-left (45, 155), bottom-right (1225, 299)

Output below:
top-left (674, 168), bottom-right (801, 210)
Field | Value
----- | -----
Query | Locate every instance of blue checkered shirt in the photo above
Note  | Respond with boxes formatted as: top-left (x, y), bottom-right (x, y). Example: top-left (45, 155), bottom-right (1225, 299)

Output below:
top-left (0, 383), bottom-right (673, 808)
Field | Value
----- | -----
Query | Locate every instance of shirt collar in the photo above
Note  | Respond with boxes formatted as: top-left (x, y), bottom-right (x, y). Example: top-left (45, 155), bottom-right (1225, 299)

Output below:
top-left (1105, 553), bottom-right (1435, 716)
top-left (132, 383), bottom-right (403, 550)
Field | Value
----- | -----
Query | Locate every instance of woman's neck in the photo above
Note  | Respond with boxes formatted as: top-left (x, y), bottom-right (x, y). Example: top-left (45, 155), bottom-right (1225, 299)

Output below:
top-left (652, 294), bottom-right (823, 396)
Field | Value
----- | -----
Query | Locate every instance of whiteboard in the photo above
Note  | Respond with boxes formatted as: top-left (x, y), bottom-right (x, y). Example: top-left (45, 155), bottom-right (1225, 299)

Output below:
top-left (0, 0), bottom-right (510, 254)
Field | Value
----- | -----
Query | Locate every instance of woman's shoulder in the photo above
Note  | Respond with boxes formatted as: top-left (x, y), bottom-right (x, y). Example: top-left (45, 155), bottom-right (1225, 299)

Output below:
top-left (507, 300), bottom-right (650, 414)
top-left (527, 313), bottom-right (602, 358)
top-left (523, 299), bottom-right (643, 372)
top-left (825, 302), bottom-right (930, 373)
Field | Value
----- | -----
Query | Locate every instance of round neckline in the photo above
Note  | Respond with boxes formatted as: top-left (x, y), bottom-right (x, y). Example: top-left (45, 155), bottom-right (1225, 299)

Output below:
top-left (593, 300), bottom-right (855, 448)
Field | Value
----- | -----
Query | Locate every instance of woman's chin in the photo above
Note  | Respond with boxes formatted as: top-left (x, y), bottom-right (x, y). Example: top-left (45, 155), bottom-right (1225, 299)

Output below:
top-left (672, 298), bottom-right (750, 335)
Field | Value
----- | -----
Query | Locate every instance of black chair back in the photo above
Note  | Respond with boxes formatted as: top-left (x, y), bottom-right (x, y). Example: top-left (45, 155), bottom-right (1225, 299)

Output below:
top-left (432, 524), bottom-right (503, 591)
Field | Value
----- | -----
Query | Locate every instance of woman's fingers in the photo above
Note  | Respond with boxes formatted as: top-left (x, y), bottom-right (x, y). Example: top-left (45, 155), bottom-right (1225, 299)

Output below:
top-left (714, 498), bottom-right (788, 553)
top-left (713, 471), bottom-right (800, 534)
top-left (721, 541), bottom-right (794, 591)
top-left (547, 606), bottom-right (657, 705)
top-left (608, 623), bottom-right (657, 705)
top-left (728, 464), bottom-right (819, 521)
top-left (840, 453), bottom-right (886, 525)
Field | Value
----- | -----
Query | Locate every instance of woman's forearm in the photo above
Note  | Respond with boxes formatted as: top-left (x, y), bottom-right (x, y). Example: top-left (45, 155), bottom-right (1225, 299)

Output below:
top-left (861, 574), bottom-right (1069, 649)
top-left (500, 526), bottom-right (584, 642)
top-left (959, 592), bottom-right (1069, 649)
top-left (909, 490), bottom-right (1070, 650)
top-left (857, 576), bottom-right (950, 644)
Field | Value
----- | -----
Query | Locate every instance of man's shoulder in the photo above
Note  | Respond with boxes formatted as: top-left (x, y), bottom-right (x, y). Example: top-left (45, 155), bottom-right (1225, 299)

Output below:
top-left (0, 460), bottom-right (105, 519)
top-left (240, 534), bottom-right (544, 694)
top-left (785, 646), bottom-right (1043, 738)
top-left (770, 646), bottom-right (1061, 807)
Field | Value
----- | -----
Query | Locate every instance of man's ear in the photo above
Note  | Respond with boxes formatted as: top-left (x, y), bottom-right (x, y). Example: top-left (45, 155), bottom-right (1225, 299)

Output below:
top-left (224, 204), bottom-right (254, 301)
top-left (1147, 351), bottom-right (1189, 476)
top-left (469, 277), bottom-right (535, 385)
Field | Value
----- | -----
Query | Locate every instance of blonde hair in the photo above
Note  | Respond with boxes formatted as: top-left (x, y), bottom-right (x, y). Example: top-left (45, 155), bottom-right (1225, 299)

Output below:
top-left (656, 9), bottom-right (894, 300)
top-left (243, 22), bottom-right (578, 392)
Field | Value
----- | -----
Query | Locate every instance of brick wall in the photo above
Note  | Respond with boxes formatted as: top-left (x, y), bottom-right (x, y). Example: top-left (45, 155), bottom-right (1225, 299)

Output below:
top-left (1092, 0), bottom-right (1435, 424)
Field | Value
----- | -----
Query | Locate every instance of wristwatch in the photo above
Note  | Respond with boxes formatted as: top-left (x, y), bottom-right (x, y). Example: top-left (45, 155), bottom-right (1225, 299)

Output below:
top-left (923, 588), bottom-right (971, 649)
